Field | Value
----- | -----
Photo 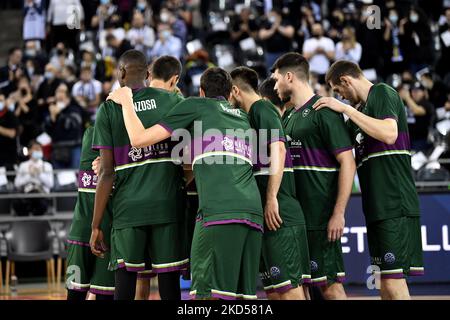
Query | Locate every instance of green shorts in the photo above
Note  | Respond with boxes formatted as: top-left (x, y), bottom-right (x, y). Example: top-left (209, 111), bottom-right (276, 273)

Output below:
top-left (307, 230), bottom-right (346, 287)
top-left (181, 195), bottom-right (199, 280)
top-left (109, 223), bottom-right (189, 274)
top-left (260, 224), bottom-right (311, 293)
top-left (367, 216), bottom-right (424, 279)
top-left (190, 221), bottom-right (262, 300)
top-left (66, 241), bottom-right (115, 295)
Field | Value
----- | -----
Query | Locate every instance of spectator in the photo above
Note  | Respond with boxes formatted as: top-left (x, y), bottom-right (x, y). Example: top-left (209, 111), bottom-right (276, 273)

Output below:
top-left (13, 141), bottom-right (53, 216)
top-left (302, 23), bottom-right (335, 83)
top-left (230, 7), bottom-right (258, 42)
top-left (259, 9), bottom-right (295, 71)
top-left (23, 0), bottom-right (46, 44)
top-left (259, 77), bottom-right (285, 116)
top-left (383, 8), bottom-right (407, 74)
top-left (47, 0), bottom-right (85, 50)
top-left (91, 0), bottom-right (118, 32)
top-left (135, 0), bottom-right (155, 26)
top-left (45, 83), bottom-right (83, 169)
top-left (61, 65), bottom-right (78, 90)
top-left (0, 93), bottom-right (19, 171)
top-left (160, 7), bottom-right (188, 45)
top-left (420, 72), bottom-right (449, 109)
top-left (71, 66), bottom-right (102, 119)
top-left (36, 63), bottom-right (62, 110)
top-left (7, 76), bottom-right (41, 146)
top-left (400, 6), bottom-right (433, 73)
top-left (436, 7), bottom-right (450, 79)
top-left (400, 82), bottom-right (435, 152)
top-left (150, 23), bottom-right (183, 60)
top-left (0, 47), bottom-right (24, 97)
top-left (105, 33), bottom-right (133, 61)
top-left (335, 26), bottom-right (362, 64)
top-left (126, 11), bottom-right (156, 57)
top-left (49, 42), bottom-right (76, 72)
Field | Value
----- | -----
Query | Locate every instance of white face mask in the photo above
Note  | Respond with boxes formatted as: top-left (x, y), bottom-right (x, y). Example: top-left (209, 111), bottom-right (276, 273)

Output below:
top-left (56, 101), bottom-right (66, 111)
top-left (0, 102), bottom-right (4, 111)
top-left (410, 13), bottom-right (419, 23)
top-left (8, 103), bottom-right (15, 112)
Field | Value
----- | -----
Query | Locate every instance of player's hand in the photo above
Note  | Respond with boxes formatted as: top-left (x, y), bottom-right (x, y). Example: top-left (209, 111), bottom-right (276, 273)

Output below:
top-left (90, 228), bottom-right (108, 258)
top-left (92, 156), bottom-right (101, 175)
top-left (327, 213), bottom-right (345, 242)
top-left (313, 97), bottom-right (350, 114)
top-left (264, 197), bottom-right (282, 231)
top-left (107, 86), bottom-right (133, 106)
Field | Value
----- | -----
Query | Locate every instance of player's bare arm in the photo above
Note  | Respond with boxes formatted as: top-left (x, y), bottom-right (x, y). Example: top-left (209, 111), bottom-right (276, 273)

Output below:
top-left (328, 150), bottom-right (356, 242)
top-left (90, 149), bottom-right (114, 257)
top-left (265, 141), bottom-right (285, 231)
top-left (107, 86), bottom-right (171, 147)
top-left (313, 97), bottom-right (398, 145)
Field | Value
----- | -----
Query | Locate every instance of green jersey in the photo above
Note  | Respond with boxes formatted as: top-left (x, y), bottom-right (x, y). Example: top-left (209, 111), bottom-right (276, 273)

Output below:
top-left (248, 99), bottom-right (305, 226)
top-left (92, 87), bottom-right (186, 229)
top-left (159, 97), bottom-right (263, 230)
top-left (282, 95), bottom-right (353, 230)
top-left (69, 127), bottom-right (111, 242)
top-left (347, 83), bottom-right (420, 223)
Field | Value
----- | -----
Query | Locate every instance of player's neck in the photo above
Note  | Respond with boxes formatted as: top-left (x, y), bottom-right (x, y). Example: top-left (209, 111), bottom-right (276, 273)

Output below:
top-left (291, 83), bottom-right (315, 109)
top-left (149, 79), bottom-right (170, 91)
top-left (241, 92), bottom-right (261, 113)
top-left (355, 78), bottom-right (374, 104)
top-left (125, 79), bottom-right (147, 90)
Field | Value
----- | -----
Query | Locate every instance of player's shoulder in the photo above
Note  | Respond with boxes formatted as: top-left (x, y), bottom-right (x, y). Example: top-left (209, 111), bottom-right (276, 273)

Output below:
top-left (370, 82), bottom-right (398, 98)
top-left (251, 99), bottom-right (279, 116)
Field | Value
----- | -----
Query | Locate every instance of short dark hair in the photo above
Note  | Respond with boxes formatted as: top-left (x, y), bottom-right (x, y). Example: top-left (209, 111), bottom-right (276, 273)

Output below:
top-left (259, 78), bottom-right (282, 107)
top-left (230, 67), bottom-right (259, 93)
top-left (270, 52), bottom-right (309, 81)
top-left (119, 49), bottom-right (148, 79)
top-left (28, 140), bottom-right (41, 149)
top-left (200, 67), bottom-right (232, 98)
top-left (325, 60), bottom-right (363, 85)
top-left (150, 55), bottom-right (182, 81)
top-left (8, 47), bottom-right (21, 56)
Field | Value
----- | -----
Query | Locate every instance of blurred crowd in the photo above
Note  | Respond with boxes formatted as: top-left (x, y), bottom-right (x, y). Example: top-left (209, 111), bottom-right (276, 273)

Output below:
top-left (0, 0), bottom-right (449, 188)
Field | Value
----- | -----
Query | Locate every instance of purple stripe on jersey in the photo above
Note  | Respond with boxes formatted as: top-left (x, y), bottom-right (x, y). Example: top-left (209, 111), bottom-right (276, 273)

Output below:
top-left (190, 135), bottom-right (253, 163)
top-left (336, 276), bottom-right (346, 283)
top-left (92, 145), bottom-right (113, 150)
top-left (118, 263), bottom-right (146, 272)
top-left (70, 286), bottom-right (90, 292)
top-left (409, 270), bottom-right (425, 276)
top-left (67, 239), bottom-right (90, 247)
top-left (311, 280), bottom-right (328, 287)
top-left (289, 147), bottom-right (338, 168)
top-left (158, 121), bottom-right (174, 134)
top-left (381, 273), bottom-right (404, 279)
top-left (302, 278), bottom-right (312, 284)
top-left (333, 146), bottom-right (353, 155)
top-left (211, 292), bottom-right (237, 300)
top-left (264, 283), bottom-right (294, 294)
top-left (152, 262), bottom-right (189, 274)
top-left (89, 288), bottom-right (115, 296)
top-left (78, 170), bottom-right (97, 190)
top-left (203, 219), bottom-right (263, 232)
top-left (366, 132), bottom-right (410, 155)
top-left (113, 140), bottom-right (173, 167)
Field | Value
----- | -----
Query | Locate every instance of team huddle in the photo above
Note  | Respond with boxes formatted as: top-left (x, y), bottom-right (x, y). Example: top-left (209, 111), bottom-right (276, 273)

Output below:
top-left (65, 49), bottom-right (424, 300)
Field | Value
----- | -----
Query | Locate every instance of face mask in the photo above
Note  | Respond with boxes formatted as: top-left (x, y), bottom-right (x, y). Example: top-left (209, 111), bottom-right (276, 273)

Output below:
top-left (0, 102), bottom-right (4, 111)
top-left (25, 49), bottom-right (36, 57)
top-left (269, 16), bottom-right (276, 24)
top-left (161, 30), bottom-right (171, 39)
top-left (100, 0), bottom-right (109, 5)
top-left (410, 13), bottom-right (419, 23)
top-left (160, 12), bottom-right (170, 23)
top-left (27, 67), bottom-right (34, 76)
top-left (31, 150), bottom-right (43, 160)
top-left (137, 2), bottom-right (146, 11)
top-left (8, 103), bottom-right (15, 112)
top-left (56, 101), bottom-right (66, 111)
top-left (389, 15), bottom-right (398, 24)
top-left (45, 71), bottom-right (54, 80)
